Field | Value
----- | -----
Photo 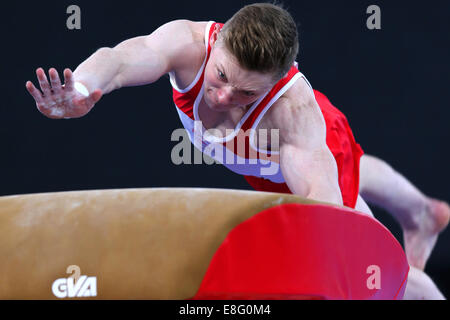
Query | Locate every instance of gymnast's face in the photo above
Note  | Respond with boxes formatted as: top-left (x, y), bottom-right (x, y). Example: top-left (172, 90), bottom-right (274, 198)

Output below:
top-left (203, 40), bottom-right (276, 112)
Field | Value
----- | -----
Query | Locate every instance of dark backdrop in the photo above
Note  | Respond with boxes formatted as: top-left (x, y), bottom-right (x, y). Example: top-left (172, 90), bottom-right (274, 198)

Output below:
top-left (2, 0), bottom-right (450, 297)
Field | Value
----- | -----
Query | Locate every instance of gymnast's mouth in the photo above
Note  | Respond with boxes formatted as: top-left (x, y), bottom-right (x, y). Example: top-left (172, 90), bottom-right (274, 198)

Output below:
top-left (204, 92), bottom-right (225, 110)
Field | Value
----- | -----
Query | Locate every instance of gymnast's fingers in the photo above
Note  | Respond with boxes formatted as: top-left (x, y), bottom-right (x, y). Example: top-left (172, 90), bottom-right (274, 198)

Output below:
top-left (63, 68), bottom-right (74, 91)
top-left (25, 80), bottom-right (44, 105)
top-left (48, 68), bottom-right (63, 95)
top-left (36, 67), bottom-right (52, 97)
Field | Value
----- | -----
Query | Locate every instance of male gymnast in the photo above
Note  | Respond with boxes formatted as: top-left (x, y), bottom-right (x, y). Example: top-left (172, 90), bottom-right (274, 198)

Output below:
top-left (25, 3), bottom-right (449, 299)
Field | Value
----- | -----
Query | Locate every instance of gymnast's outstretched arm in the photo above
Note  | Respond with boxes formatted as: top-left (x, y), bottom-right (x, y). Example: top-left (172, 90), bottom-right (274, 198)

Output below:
top-left (25, 19), bottom-right (198, 119)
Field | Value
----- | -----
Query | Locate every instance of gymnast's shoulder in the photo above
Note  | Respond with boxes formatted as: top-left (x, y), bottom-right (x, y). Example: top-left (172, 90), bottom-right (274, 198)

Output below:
top-left (144, 20), bottom-right (209, 74)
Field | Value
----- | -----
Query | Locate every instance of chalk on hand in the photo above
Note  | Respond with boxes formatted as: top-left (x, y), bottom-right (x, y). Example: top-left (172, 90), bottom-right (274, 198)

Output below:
top-left (74, 82), bottom-right (89, 97)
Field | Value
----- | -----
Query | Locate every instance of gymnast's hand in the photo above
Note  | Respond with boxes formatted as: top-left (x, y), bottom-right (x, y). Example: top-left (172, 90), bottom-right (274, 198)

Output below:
top-left (25, 68), bottom-right (103, 119)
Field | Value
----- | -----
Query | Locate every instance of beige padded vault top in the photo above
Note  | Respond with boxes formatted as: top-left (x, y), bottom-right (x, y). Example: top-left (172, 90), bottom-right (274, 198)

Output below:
top-left (0, 188), bottom-right (319, 299)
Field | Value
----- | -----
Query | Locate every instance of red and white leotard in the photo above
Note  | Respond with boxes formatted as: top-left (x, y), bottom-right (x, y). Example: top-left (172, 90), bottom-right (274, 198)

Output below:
top-left (170, 21), bottom-right (364, 208)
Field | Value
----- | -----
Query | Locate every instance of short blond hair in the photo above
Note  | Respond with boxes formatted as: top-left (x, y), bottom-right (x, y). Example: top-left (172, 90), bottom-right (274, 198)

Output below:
top-left (219, 2), bottom-right (299, 80)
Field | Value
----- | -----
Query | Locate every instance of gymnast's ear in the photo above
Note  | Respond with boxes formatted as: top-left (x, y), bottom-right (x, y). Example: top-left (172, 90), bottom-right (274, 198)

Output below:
top-left (209, 24), bottom-right (222, 48)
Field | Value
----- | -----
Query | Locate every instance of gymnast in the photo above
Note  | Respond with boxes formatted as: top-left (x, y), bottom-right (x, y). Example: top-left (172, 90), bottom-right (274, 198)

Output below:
top-left (25, 3), bottom-right (449, 299)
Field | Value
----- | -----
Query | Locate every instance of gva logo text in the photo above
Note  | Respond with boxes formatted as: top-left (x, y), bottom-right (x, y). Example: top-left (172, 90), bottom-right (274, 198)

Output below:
top-left (52, 265), bottom-right (97, 298)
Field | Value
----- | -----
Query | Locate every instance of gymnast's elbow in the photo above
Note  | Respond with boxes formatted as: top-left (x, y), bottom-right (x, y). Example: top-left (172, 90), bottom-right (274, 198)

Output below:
top-left (280, 145), bottom-right (344, 207)
top-left (306, 183), bottom-right (344, 207)
top-left (282, 169), bottom-right (343, 206)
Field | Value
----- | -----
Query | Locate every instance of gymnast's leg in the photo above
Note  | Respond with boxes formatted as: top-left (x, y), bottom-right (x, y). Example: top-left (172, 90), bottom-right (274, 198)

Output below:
top-left (355, 195), bottom-right (445, 299)
top-left (404, 266), bottom-right (445, 300)
top-left (358, 154), bottom-right (450, 270)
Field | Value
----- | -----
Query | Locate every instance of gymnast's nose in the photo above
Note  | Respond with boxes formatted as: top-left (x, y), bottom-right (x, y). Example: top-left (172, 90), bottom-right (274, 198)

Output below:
top-left (216, 86), bottom-right (233, 105)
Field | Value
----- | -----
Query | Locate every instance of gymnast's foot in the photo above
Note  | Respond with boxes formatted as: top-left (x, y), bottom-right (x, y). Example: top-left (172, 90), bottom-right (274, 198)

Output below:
top-left (403, 198), bottom-right (450, 270)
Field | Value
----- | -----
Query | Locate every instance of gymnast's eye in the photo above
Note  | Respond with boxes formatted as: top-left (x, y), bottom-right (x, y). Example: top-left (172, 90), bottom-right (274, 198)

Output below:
top-left (217, 70), bottom-right (227, 81)
top-left (243, 91), bottom-right (255, 97)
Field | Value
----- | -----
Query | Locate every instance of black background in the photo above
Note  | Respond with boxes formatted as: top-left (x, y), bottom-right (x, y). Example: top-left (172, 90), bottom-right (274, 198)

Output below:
top-left (1, 0), bottom-right (450, 297)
